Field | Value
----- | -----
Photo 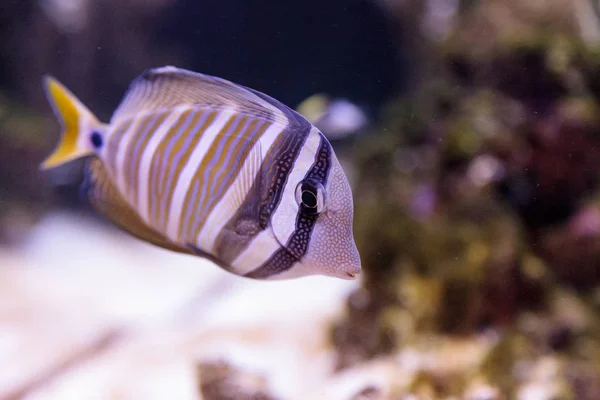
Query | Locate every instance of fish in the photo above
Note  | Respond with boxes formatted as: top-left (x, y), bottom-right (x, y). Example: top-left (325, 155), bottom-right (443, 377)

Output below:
top-left (40, 66), bottom-right (361, 280)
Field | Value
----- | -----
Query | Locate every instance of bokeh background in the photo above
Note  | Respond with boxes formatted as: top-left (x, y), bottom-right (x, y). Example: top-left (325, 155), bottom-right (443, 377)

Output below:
top-left (2, 0), bottom-right (600, 399)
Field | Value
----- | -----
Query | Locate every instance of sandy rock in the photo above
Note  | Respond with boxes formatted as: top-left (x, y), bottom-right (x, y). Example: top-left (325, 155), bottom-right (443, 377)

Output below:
top-left (0, 212), bottom-right (359, 399)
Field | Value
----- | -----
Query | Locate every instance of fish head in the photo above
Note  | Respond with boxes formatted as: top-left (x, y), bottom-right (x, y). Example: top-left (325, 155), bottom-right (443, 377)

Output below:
top-left (271, 140), bottom-right (361, 280)
top-left (301, 154), bottom-right (362, 280)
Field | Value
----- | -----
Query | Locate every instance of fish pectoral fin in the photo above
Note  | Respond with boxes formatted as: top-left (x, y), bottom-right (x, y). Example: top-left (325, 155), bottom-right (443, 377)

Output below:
top-left (211, 141), bottom-right (264, 262)
top-left (219, 139), bottom-right (263, 224)
top-left (212, 218), bottom-right (262, 267)
top-left (110, 66), bottom-right (288, 127)
top-left (233, 218), bottom-right (262, 238)
top-left (83, 159), bottom-right (193, 255)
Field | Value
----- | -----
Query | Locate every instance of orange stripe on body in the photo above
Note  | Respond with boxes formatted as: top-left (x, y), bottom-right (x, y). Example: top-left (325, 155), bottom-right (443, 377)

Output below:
top-left (129, 112), bottom-right (169, 208)
top-left (177, 115), bottom-right (240, 241)
top-left (106, 120), bottom-right (132, 176)
top-left (189, 115), bottom-right (266, 243)
top-left (154, 109), bottom-right (218, 231)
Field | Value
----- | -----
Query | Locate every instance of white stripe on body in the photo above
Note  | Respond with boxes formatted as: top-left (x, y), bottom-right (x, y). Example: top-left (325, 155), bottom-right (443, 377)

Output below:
top-left (165, 108), bottom-right (238, 242)
top-left (95, 123), bottom-right (113, 171)
top-left (195, 122), bottom-right (286, 253)
top-left (229, 127), bottom-right (321, 274)
top-left (114, 118), bottom-right (145, 199)
top-left (270, 127), bottom-right (322, 245)
top-left (228, 229), bottom-right (281, 275)
top-left (137, 106), bottom-right (189, 226)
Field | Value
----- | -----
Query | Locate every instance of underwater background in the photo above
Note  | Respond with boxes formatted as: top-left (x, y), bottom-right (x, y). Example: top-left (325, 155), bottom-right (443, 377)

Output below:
top-left (3, 0), bottom-right (600, 399)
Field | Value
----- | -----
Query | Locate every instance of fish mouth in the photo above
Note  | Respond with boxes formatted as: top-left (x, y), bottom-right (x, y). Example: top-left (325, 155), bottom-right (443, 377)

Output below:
top-left (341, 261), bottom-right (361, 280)
top-left (343, 271), bottom-right (360, 280)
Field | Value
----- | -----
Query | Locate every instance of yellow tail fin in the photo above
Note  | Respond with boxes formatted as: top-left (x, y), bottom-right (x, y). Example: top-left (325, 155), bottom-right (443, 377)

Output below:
top-left (41, 76), bottom-right (102, 170)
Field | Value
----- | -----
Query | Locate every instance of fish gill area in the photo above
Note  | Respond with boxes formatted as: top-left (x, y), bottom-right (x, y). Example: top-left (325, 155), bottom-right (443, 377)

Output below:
top-left (3, 0), bottom-right (600, 399)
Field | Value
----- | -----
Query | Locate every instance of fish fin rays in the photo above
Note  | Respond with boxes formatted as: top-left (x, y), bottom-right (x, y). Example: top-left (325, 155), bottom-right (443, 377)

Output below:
top-left (40, 76), bottom-right (102, 169)
top-left (83, 159), bottom-right (194, 255)
top-left (220, 139), bottom-right (263, 235)
top-left (212, 141), bottom-right (264, 263)
top-left (110, 66), bottom-right (289, 127)
top-left (228, 140), bottom-right (262, 224)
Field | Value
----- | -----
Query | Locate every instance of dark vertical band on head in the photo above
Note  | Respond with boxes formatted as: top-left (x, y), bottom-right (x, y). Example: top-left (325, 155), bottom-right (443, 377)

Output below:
top-left (244, 135), bottom-right (332, 279)
top-left (213, 89), bottom-right (313, 264)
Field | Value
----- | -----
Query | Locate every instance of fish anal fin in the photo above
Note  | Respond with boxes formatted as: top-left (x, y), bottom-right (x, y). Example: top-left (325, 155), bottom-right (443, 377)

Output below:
top-left (84, 159), bottom-right (193, 255)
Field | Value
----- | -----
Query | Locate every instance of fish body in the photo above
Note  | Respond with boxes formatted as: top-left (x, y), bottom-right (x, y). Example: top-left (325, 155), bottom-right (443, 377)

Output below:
top-left (41, 66), bottom-right (361, 280)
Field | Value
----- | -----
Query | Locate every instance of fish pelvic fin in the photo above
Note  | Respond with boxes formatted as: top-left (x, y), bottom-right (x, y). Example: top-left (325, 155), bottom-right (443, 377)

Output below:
top-left (40, 75), bottom-right (104, 170)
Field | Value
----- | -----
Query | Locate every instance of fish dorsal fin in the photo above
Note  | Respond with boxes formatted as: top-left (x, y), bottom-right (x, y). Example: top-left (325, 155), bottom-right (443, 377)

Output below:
top-left (83, 159), bottom-right (194, 255)
top-left (111, 66), bottom-right (289, 127)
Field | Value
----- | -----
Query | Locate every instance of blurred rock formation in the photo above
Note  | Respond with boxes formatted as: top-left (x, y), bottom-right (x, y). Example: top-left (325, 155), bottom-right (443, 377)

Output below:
top-left (332, 0), bottom-right (600, 397)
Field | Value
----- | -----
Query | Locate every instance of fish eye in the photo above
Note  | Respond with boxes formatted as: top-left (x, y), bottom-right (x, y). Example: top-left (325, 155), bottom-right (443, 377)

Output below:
top-left (301, 190), bottom-right (317, 208)
top-left (295, 180), bottom-right (325, 215)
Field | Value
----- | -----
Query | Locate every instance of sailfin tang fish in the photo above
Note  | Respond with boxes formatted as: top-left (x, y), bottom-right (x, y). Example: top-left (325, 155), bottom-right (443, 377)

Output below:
top-left (41, 66), bottom-right (361, 280)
